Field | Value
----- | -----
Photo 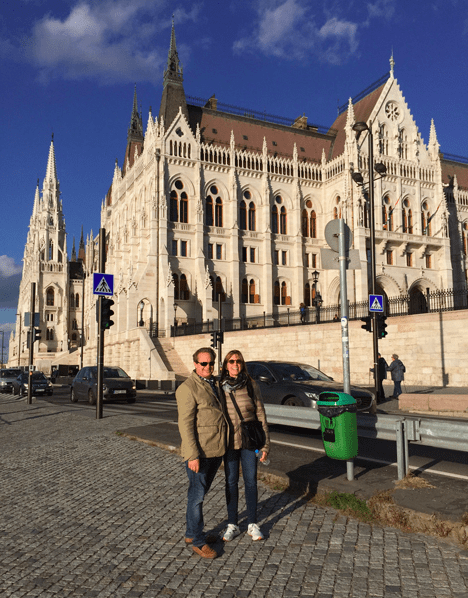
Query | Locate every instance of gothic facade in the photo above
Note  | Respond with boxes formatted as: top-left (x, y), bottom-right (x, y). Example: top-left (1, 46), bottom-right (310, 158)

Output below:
top-left (9, 26), bottom-right (468, 380)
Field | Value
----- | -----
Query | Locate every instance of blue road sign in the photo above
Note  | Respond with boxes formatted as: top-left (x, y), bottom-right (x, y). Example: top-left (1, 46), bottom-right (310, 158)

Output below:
top-left (93, 273), bottom-right (114, 296)
top-left (369, 294), bottom-right (384, 312)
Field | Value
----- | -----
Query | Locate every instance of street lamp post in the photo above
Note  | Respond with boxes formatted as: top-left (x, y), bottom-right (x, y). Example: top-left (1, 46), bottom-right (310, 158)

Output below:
top-left (352, 121), bottom-right (387, 406)
top-left (312, 270), bottom-right (323, 323)
top-left (173, 303), bottom-right (178, 342)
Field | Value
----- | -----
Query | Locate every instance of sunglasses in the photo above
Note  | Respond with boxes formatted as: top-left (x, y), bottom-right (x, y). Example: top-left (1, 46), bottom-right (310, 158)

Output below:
top-left (198, 361), bottom-right (215, 367)
top-left (228, 359), bottom-right (242, 364)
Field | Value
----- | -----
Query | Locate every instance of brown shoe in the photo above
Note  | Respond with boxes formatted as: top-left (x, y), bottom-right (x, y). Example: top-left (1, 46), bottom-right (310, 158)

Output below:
top-left (185, 534), bottom-right (217, 544)
top-left (192, 544), bottom-right (218, 559)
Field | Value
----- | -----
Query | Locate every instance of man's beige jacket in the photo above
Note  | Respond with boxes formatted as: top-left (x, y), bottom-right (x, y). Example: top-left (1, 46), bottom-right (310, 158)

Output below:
top-left (176, 372), bottom-right (228, 462)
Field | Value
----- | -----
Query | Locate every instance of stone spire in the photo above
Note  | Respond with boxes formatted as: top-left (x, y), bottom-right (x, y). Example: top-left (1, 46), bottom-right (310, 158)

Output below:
top-left (428, 119), bottom-right (440, 160)
top-left (71, 237), bottom-right (77, 261)
top-left (158, 18), bottom-right (188, 127)
top-left (78, 225), bottom-right (86, 262)
top-left (389, 50), bottom-right (395, 78)
top-left (122, 85), bottom-right (144, 175)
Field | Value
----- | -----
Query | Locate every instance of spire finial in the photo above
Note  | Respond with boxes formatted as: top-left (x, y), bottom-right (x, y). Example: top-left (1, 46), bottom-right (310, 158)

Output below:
top-left (390, 49), bottom-right (395, 77)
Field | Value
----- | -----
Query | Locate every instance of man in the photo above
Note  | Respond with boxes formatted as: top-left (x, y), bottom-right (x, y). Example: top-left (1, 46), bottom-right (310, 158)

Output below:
top-left (387, 354), bottom-right (406, 399)
top-left (176, 347), bottom-right (227, 559)
top-left (371, 353), bottom-right (388, 403)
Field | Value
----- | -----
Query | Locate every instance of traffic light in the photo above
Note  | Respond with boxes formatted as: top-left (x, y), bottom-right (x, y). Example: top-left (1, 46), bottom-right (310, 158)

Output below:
top-left (217, 331), bottom-right (224, 345)
top-left (360, 316), bottom-right (372, 332)
top-left (376, 314), bottom-right (388, 338)
top-left (101, 297), bottom-right (115, 330)
top-left (33, 328), bottom-right (41, 342)
top-left (210, 331), bottom-right (217, 348)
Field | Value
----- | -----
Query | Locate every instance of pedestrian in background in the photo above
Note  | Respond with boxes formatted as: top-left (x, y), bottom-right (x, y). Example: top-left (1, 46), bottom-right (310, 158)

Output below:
top-left (219, 349), bottom-right (270, 542)
top-left (299, 303), bottom-right (306, 323)
top-left (370, 353), bottom-right (388, 403)
top-left (176, 347), bottom-right (228, 559)
top-left (387, 354), bottom-right (406, 399)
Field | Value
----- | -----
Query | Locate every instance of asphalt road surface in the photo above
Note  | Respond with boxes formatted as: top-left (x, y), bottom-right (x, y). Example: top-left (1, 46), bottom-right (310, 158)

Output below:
top-left (40, 387), bottom-right (468, 483)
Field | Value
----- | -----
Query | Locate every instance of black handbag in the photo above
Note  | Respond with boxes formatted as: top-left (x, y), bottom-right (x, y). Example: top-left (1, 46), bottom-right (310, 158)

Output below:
top-left (229, 391), bottom-right (266, 451)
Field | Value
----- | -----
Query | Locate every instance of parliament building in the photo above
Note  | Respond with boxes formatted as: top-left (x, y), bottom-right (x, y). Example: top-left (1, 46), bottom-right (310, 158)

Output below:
top-left (9, 24), bottom-right (468, 381)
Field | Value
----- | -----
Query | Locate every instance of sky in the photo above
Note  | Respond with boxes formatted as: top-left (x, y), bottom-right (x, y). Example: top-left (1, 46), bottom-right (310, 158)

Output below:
top-left (1, 0), bottom-right (468, 361)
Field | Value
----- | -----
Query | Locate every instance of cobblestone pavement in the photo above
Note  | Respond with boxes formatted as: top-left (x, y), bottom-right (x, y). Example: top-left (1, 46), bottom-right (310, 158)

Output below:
top-left (1, 395), bottom-right (468, 598)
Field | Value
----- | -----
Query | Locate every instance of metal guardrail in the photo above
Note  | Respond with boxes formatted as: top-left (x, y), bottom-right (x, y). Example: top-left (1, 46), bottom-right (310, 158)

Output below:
top-left (264, 404), bottom-right (468, 480)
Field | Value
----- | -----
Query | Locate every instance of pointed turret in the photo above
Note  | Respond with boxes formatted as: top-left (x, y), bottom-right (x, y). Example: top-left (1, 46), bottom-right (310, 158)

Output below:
top-left (428, 119), bottom-right (440, 160)
top-left (158, 18), bottom-right (189, 127)
top-left (45, 134), bottom-right (58, 184)
top-left (78, 226), bottom-right (86, 262)
top-left (71, 237), bottom-right (77, 262)
top-left (122, 85), bottom-right (144, 175)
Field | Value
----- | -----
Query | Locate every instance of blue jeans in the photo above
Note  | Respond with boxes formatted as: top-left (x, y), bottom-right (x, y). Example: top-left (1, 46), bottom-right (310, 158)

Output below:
top-left (393, 380), bottom-right (402, 397)
top-left (185, 457), bottom-right (222, 548)
top-left (224, 448), bottom-right (258, 526)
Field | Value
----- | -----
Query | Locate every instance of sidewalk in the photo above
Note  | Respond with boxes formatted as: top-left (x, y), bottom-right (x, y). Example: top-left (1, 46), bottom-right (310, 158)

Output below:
top-left (1, 394), bottom-right (468, 597)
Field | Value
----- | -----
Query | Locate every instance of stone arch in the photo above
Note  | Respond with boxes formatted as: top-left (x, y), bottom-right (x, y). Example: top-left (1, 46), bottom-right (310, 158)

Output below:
top-left (137, 297), bottom-right (153, 327)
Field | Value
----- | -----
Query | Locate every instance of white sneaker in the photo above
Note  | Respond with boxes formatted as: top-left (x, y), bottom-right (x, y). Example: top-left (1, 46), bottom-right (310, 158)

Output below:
top-left (222, 523), bottom-right (241, 542)
top-left (247, 523), bottom-right (264, 541)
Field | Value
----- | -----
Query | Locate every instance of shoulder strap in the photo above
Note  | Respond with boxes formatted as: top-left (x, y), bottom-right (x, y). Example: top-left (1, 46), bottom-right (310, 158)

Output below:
top-left (228, 390), bottom-right (245, 421)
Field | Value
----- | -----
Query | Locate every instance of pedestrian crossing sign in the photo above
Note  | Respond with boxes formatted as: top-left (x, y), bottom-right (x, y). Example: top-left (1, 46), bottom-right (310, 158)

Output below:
top-left (369, 294), bottom-right (383, 312)
top-left (93, 273), bottom-right (114, 296)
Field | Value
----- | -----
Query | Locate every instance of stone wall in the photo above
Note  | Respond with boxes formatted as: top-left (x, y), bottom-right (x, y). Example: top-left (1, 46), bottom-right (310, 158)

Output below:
top-left (174, 309), bottom-right (468, 387)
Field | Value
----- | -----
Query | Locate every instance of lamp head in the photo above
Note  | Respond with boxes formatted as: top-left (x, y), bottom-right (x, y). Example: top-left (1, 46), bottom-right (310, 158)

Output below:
top-left (312, 270), bottom-right (319, 283)
top-left (352, 121), bottom-right (369, 133)
top-left (374, 162), bottom-right (387, 176)
top-left (352, 171), bottom-right (364, 185)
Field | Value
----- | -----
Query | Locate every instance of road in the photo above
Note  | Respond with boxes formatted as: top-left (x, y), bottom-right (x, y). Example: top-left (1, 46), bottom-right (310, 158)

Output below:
top-left (41, 386), bottom-right (468, 482)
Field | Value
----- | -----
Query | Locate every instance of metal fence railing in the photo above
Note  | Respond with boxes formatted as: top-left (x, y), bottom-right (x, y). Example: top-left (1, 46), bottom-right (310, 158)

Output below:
top-left (151, 288), bottom-right (468, 339)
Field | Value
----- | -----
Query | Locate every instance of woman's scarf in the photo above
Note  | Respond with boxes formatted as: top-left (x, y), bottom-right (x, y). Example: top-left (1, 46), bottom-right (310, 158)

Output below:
top-left (222, 370), bottom-right (248, 392)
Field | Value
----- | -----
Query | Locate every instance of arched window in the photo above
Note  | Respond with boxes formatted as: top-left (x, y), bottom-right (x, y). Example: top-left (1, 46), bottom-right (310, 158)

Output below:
top-left (49, 241), bottom-right (53, 261)
top-left (240, 201), bottom-right (247, 230)
top-left (75, 293), bottom-right (79, 308)
top-left (248, 202), bottom-right (256, 231)
top-left (170, 190), bottom-right (178, 222)
top-left (46, 288), bottom-right (54, 306)
top-left (170, 180), bottom-right (187, 223)
top-left (310, 211), bottom-right (316, 238)
top-left (403, 199), bottom-right (413, 233)
top-left (180, 274), bottom-right (190, 300)
top-left (180, 192), bottom-right (188, 223)
top-left (304, 283), bottom-right (311, 307)
top-left (70, 293), bottom-right (75, 308)
top-left (172, 273), bottom-right (179, 300)
top-left (72, 334), bottom-right (77, 341)
top-left (242, 279), bottom-right (248, 303)
top-left (249, 279), bottom-right (256, 303)
top-left (280, 207), bottom-right (287, 234)
top-left (421, 201), bottom-right (431, 236)
top-left (274, 281), bottom-right (280, 305)
top-left (214, 276), bottom-right (225, 302)
top-left (72, 319), bottom-right (78, 330)
top-left (463, 223), bottom-right (468, 255)
top-left (333, 207), bottom-right (338, 219)
top-left (302, 210), bottom-right (309, 237)
top-left (382, 196), bottom-right (393, 231)
top-left (215, 197), bottom-right (223, 227)
top-left (206, 195), bottom-right (213, 226)
top-left (281, 281), bottom-right (288, 305)
top-left (399, 128), bottom-right (408, 160)
top-left (46, 329), bottom-right (54, 341)
top-left (271, 205), bottom-right (278, 234)
top-left (380, 124), bottom-right (388, 155)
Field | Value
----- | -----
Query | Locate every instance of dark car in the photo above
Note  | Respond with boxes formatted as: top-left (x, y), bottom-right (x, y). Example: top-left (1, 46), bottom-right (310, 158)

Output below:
top-left (70, 366), bottom-right (136, 405)
top-left (246, 361), bottom-right (375, 413)
top-left (12, 371), bottom-right (54, 396)
top-left (0, 369), bottom-right (23, 394)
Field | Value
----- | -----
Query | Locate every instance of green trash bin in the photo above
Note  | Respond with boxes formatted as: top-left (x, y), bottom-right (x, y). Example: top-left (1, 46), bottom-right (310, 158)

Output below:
top-left (317, 391), bottom-right (358, 460)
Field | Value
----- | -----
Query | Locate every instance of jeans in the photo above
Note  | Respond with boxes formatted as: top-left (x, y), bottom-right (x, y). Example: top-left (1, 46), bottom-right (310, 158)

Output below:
top-left (224, 448), bottom-right (258, 526)
top-left (393, 380), bottom-right (402, 397)
top-left (185, 457), bottom-right (222, 548)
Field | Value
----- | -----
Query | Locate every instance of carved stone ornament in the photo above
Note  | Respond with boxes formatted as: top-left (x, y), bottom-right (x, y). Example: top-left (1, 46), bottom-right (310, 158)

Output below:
top-left (205, 266), bottom-right (211, 289)
top-left (167, 265), bottom-right (174, 287)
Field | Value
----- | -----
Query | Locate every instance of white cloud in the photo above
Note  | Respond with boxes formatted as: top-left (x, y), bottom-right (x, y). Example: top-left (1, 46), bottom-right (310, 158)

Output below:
top-left (0, 256), bottom-right (22, 310)
top-left (233, 0), bottom-right (394, 65)
top-left (13, 0), bottom-right (201, 84)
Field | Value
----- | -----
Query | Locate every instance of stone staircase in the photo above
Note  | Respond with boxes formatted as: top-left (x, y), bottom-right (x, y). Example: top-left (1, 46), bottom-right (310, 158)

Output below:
top-left (153, 337), bottom-right (191, 383)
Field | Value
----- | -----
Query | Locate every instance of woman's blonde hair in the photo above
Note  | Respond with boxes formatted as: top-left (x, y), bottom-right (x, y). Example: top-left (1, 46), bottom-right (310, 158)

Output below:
top-left (220, 349), bottom-right (246, 381)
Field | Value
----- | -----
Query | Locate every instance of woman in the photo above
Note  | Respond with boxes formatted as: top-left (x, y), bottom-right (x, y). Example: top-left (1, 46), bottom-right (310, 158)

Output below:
top-left (387, 353), bottom-right (406, 399)
top-left (219, 349), bottom-right (270, 542)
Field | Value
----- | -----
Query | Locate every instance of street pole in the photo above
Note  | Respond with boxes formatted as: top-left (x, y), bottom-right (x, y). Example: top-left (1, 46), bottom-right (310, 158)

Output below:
top-left (367, 126), bottom-right (380, 408)
top-left (27, 282), bottom-right (35, 405)
top-left (96, 228), bottom-right (106, 419)
top-left (80, 273), bottom-right (85, 370)
top-left (217, 296), bottom-right (222, 371)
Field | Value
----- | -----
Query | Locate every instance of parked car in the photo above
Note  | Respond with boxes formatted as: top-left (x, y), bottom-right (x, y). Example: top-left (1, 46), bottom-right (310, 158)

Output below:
top-left (70, 366), bottom-right (137, 405)
top-left (0, 369), bottom-right (23, 394)
top-left (11, 371), bottom-right (54, 396)
top-left (246, 361), bottom-right (375, 412)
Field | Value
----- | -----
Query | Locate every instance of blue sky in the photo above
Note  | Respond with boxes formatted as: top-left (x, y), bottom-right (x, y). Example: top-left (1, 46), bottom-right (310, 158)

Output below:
top-left (1, 0), bottom-right (468, 360)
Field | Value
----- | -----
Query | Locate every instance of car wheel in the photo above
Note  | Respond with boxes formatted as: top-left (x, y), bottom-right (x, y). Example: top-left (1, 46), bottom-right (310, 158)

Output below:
top-left (70, 389), bottom-right (78, 403)
top-left (88, 390), bottom-right (96, 405)
top-left (126, 398), bottom-right (136, 404)
top-left (283, 396), bottom-right (305, 407)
